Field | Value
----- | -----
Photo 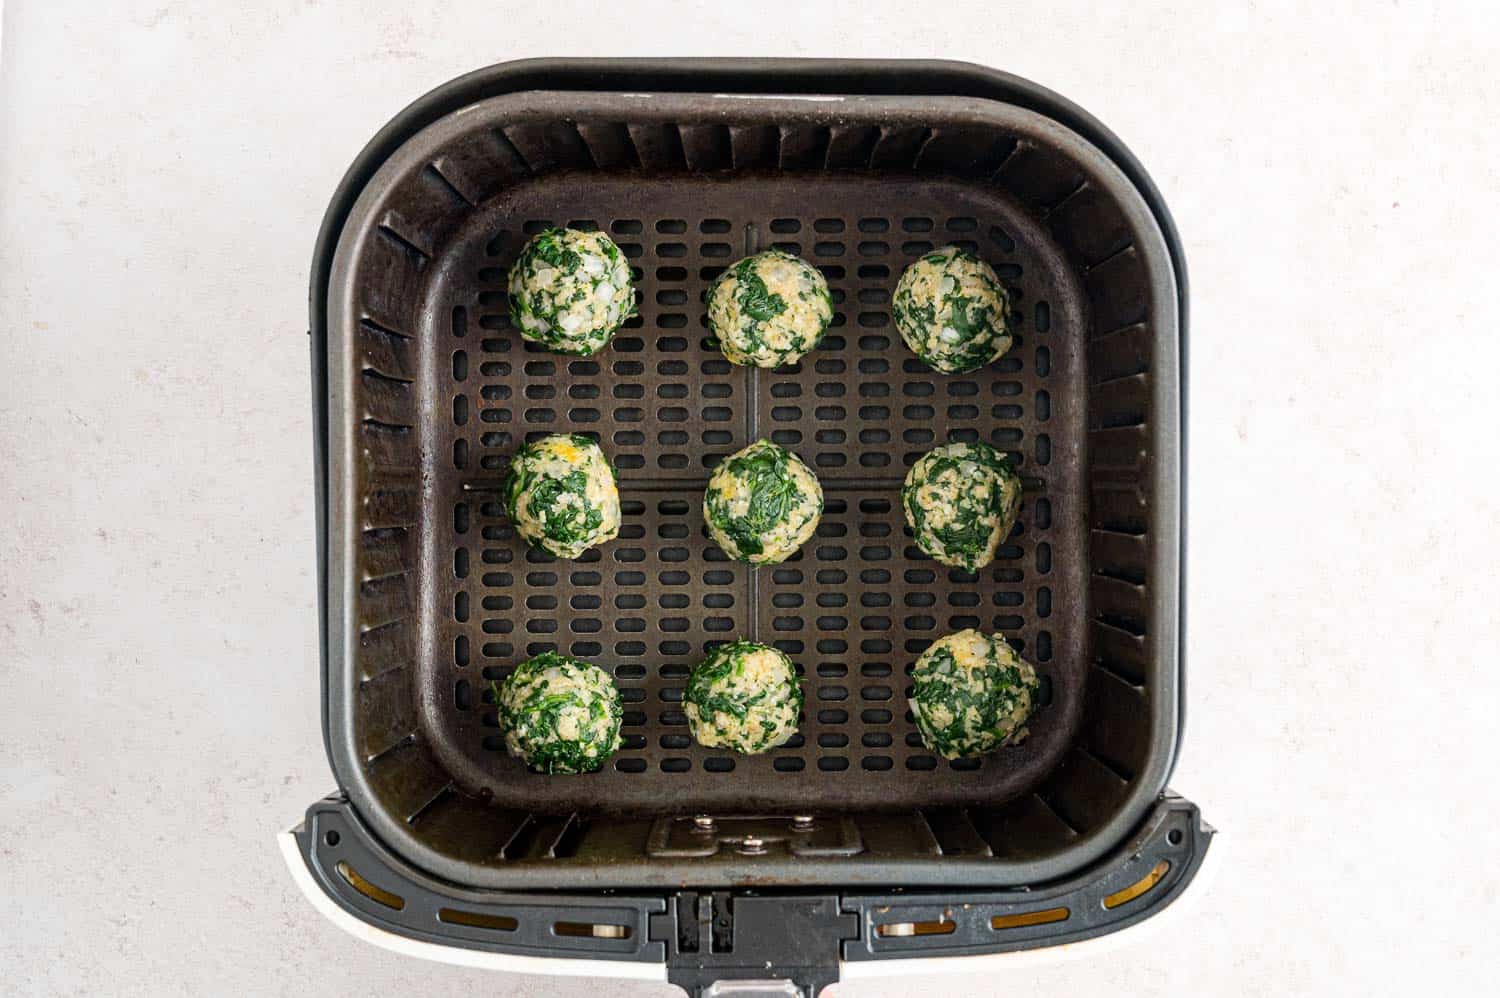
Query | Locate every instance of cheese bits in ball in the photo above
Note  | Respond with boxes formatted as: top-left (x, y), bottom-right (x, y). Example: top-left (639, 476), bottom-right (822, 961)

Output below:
top-left (902, 441), bottom-right (1021, 573)
top-left (893, 246), bottom-right (1012, 374)
top-left (496, 652), bottom-right (622, 774)
top-left (507, 227), bottom-right (635, 355)
top-left (704, 439), bottom-right (823, 564)
top-left (502, 433), bottom-right (621, 560)
top-left (707, 250), bottom-right (833, 368)
top-left (909, 629), bottom-right (1039, 760)
top-left (684, 640), bottom-right (803, 754)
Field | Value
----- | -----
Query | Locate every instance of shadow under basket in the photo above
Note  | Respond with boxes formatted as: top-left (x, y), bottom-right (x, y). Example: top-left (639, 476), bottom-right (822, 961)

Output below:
top-left (297, 59), bottom-right (1208, 993)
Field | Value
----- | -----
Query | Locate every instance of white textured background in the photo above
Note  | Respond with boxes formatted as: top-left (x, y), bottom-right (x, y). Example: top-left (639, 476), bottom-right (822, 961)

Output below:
top-left (3, 1), bottom-right (1498, 995)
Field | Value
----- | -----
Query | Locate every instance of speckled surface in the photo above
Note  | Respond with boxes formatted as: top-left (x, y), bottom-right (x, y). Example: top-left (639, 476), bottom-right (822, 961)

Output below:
top-left (2, 2), bottom-right (1498, 995)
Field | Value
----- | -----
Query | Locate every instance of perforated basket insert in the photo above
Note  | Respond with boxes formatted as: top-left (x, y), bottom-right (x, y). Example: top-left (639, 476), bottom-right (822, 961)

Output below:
top-left (426, 175), bottom-right (1085, 813)
top-left (327, 91), bottom-right (1179, 887)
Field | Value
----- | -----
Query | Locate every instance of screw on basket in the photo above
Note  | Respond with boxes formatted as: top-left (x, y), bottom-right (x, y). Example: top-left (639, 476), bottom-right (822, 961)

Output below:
top-left (738, 836), bottom-right (767, 856)
top-left (693, 815), bottom-right (716, 833)
top-left (791, 815), bottom-right (815, 832)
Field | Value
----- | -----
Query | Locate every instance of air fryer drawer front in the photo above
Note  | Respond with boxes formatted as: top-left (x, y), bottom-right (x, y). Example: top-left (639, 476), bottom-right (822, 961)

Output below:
top-left (286, 792), bottom-right (1212, 996)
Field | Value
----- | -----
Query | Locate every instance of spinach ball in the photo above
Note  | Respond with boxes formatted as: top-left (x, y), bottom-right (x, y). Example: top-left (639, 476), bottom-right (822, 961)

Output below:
top-left (707, 250), bottom-right (833, 368)
top-left (496, 652), bottom-right (622, 774)
top-left (892, 246), bottom-right (1012, 374)
top-left (909, 629), bottom-right (1039, 759)
top-left (507, 227), bottom-right (635, 355)
top-left (704, 439), bottom-right (823, 564)
top-left (503, 434), bottom-right (620, 559)
top-left (902, 441), bottom-right (1021, 573)
top-left (684, 640), bottom-right (803, 754)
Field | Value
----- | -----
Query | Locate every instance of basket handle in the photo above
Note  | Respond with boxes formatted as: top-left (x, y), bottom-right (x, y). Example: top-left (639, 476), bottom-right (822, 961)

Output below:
top-left (284, 792), bottom-right (1212, 994)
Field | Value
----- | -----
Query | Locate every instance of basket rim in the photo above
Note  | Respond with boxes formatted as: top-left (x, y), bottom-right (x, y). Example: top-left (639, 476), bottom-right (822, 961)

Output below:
top-left (311, 60), bottom-right (1185, 891)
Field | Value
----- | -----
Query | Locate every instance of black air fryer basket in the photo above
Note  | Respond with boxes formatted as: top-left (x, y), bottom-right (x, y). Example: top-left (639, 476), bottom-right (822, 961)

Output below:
top-left (287, 59), bottom-right (1210, 996)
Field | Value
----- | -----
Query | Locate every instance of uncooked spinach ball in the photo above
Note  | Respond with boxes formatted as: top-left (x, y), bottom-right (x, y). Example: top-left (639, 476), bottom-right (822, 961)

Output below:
top-left (892, 246), bottom-right (1012, 374)
top-left (909, 629), bottom-right (1039, 759)
top-left (496, 652), bottom-right (622, 774)
top-left (684, 640), bottom-right (803, 754)
top-left (502, 433), bottom-right (621, 559)
top-left (707, 250), bottom-right (833, 368)
top-left (902, 440), bottom-right (1021, 573)
top-left (507, 227), bottom-right (635, 355)
top-left (703, 439), bottom-right (823, 564)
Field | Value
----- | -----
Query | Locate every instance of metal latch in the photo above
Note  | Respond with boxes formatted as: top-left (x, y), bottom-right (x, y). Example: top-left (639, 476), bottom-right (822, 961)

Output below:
top-left (702, 981), bottom-right (803, 998)
top-left (646, 814), bottom-right (863, 859)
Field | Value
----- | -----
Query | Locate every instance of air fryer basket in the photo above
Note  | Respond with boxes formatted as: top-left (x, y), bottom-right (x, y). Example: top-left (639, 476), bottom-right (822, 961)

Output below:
top-left (293, 59), bottom-right (1206, 990)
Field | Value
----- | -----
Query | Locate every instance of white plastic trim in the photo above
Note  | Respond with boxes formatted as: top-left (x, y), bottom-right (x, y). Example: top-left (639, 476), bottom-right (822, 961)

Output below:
top-left (277, 830), bottom-right (667, 982)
